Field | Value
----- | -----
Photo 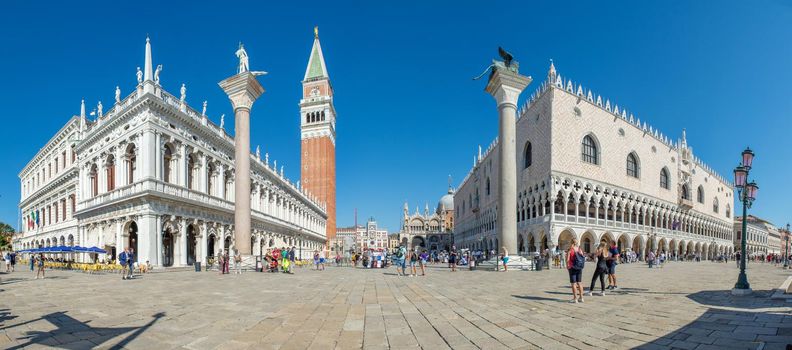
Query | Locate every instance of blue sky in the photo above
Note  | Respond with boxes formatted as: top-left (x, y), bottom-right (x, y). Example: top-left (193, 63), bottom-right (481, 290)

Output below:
top-left (1, 1), bottom-right (791, 233)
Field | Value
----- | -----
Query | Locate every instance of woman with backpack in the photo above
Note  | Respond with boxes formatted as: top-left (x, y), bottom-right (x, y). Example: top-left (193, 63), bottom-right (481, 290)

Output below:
top-left (566, 238), bottom-right (585, 303)
top-left (587, 241), bottom-right (609, 297)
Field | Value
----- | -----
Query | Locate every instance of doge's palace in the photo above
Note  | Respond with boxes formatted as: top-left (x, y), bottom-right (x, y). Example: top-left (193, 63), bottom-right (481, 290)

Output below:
top-left (455, 61), bottom-right (735, 261)
top-left (16, 37), bottom-right (328, 267)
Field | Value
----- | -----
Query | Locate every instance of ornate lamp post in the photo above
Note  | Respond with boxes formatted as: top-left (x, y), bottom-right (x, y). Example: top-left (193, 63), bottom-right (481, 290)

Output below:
top-left (732, 148), bottom-right (758, 295)
top-left (784, 223), bottom-right (790, 269)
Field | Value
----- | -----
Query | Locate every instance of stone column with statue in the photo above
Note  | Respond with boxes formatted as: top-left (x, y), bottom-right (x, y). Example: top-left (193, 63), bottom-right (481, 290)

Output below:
top-left (475, 47), bottom-right (532, 270)
top-left (219, 43), bottom-right (266, 258)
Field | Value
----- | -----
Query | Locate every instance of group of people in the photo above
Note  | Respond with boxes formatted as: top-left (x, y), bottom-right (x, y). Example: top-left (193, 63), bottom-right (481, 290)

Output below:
top-left (118, 247), bottom-right (135, 280)
top-left (393, 245), bottom-right (430, 276)
top-left (3, 251), bottom-right (16, 273)
top-left (215, 249), bottom-right (243, 274)
top-left (566, 238), bottom-right (620, 303)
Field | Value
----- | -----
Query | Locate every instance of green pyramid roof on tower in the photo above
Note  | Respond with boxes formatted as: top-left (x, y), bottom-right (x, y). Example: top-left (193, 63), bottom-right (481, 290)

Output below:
top-left (304, 30), bottom-right (329, 81)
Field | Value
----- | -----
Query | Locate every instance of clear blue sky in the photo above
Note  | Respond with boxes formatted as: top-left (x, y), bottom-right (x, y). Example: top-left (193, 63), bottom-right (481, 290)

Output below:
top-left (2, 1), bottom-right (791, 233)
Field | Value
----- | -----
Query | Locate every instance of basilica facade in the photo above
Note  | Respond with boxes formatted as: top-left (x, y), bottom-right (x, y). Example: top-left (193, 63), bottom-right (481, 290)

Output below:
top-left (398, 188), bottom-right (455, 252)
top-left (15, 36), bottom-right (330, 266)
top-left (454, 63), bottom-right (735, 260)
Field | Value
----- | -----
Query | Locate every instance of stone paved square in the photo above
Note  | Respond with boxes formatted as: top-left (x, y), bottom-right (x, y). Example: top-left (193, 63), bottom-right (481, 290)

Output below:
top-left (1, 262), bottom-right (791, 349)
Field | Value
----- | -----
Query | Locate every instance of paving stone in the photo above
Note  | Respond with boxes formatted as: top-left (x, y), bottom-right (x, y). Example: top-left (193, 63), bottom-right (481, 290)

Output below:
top-left (0, 262), bottom-right (789, 349)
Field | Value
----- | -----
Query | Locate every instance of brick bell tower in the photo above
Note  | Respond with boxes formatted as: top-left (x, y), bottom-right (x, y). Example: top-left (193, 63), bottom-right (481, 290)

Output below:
top-left (300, 27), bottom-right (337, 246)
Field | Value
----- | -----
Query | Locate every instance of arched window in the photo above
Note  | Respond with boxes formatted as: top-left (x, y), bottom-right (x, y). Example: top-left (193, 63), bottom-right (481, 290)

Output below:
top-left (626, 152), bottom-right (639, 178)
top-left (89, 164), bottom-right (98, 197)
top-left (581, 135), bottom-right (599, 165)
top-left (126, 144), bottom-right (137, 185)
top-left (697, 185), bottom-right (704, 204)
top-left (305, 113), bottom-right (310, 123)
top-left (726, 204), bottom-right (731, 218)
top-left (713, 197), bottom-right (719, 213)
top-left (187, 154), bottom-right (197, 190)
top-left (681, 184), bottom-right (690, 200)
top-left (321, 111), bottom-right (325, 121)
top-left (485, 177), bottom-right (491, 196)
top-left (523, 141), bottom-right (532, 168)
top-left (660, 168), bottom-right (670, 189)
top-left (163, 145), bottom-right (173, 183)
top-left (106, 155), bottom-right (115, 191)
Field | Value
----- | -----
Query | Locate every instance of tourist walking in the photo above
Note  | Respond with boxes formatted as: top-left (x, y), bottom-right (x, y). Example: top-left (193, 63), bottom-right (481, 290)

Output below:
top-left (409, 249), bottom-right (419, 276)
top-left (587, 241), bottom-right (609, 296)
top-left (127, 248), bottom-right (135, 279)
top-left (647, 250), bottom-right (656, 268)
top-left (233, 249), bottom-right (242, 274)
top-left (217, 252), bottom-right (225, 275)
top-left (419, 250), bottom-right (427, 276)
top-left (567, 238), bottom-right (585, 303)
top-left (313, 250), bottom-right (321, 270)
top-left (223, 250), bottom-right (230, 274)
top-left (9, 251), bottom-right (16, 272)
top-left (4, 251), bottom-right (11, 272)
top-left (29, 254), bottom-right (35, 272)
top-left (500, 247), bottom-right (509, 272)
top-left (607, 241), bottom-right (619, 290)
top-left (288, 247), bottom-right (296, 273)
top-left (395, 245), bottom-right (407, 276)
top-left (449, 246), bottom-right (458, 272)
top-left (119, 248), bottom-right (129, 280)
top-left (35, 254), bottom-right (45, 279)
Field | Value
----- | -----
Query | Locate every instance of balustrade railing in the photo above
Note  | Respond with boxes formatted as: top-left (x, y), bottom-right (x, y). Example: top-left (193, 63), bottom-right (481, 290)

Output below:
top-left (77, 179), bottom-right (325, 237)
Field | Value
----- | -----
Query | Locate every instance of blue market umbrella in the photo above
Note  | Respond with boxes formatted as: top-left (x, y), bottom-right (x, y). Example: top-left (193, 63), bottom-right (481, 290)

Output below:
top-left (87, 247), bottom-right (107, 254)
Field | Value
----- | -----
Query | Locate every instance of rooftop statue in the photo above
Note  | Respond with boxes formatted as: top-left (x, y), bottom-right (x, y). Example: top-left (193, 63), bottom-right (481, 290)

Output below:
top-left (236, 43), bottom-right (249, 74)
top-left (154, 64), bottom-right (163, 85)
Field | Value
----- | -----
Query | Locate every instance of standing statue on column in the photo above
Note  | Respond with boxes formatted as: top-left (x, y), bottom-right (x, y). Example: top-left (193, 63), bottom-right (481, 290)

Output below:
top-left (115, 86), bottom-right (121, 103)
top-left (180, 83), bottom-right (186, 102)
top-left (265, 152), bottom-right (269, 166)
top-left (202, 101), bottom-right (207, 116)
top-left (97, 101), bottom-right (103, 118)
top-left (154, 64), bottom-right (163, 85)
top-left (236, 43), bottom-right (249, 74)
top-left (136, 67), bottom-right (143, 84)
top-left (219, 114), bottom-right (225, 129)
top-left (256, 145), bottom-right (260, 159)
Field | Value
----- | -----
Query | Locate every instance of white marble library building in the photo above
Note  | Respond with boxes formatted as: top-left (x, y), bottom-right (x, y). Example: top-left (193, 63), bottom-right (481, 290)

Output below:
top-left (15, 38), bottom-right (328, 266)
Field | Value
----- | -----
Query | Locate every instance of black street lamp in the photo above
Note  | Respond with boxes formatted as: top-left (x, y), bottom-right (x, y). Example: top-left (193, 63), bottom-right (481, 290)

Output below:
top-left (733, 147), bottom-right (758, 295)
top-left (784, 223), bottom-right (790, 269)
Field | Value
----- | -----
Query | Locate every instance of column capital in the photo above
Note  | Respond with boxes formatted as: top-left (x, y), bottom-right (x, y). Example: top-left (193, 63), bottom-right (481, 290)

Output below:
top-left (485, 66), bottom-right (532, 108)
top-left (219, 72), bottom-right (265, 111)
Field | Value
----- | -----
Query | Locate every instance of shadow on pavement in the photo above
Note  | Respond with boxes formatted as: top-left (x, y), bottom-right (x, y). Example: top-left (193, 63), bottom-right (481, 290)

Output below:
top-left (687, 289), bottom-right (779, 309)
top-left (511, 295), bottom-right (560, 302)
top-left (5, 311), bottom-right (165, 350)
top-left (635, 307), bottom-right (792, 350)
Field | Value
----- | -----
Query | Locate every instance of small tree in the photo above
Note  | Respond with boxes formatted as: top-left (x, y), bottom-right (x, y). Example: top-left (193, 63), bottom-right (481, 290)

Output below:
top-left (0, 222), bottom-right (14, 250)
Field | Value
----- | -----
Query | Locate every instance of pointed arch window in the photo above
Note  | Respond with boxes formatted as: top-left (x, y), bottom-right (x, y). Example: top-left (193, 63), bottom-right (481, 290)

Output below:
top-left (726, 204), bottom-right (731, 218)
top-left (681, 184), bottom-right (690, 200)
top-left (660, 167), bottom-right (670, 189)
top-left (713, 197), bottom-right (719, 213)
top-left (523, 141), bottom-right (532, 169)
top-left (626, 152), bottom-right (640, 178)
top-left (581, 135), bottom-right (599, 165)
top-left (697, 185), bottom-right (704, 204)
top-left (485, 177), bottom-right (491, 196)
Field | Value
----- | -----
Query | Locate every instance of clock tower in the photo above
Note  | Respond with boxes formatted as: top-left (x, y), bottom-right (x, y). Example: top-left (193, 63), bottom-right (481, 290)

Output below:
top-left (300, 27), bottom-right (337, 246)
